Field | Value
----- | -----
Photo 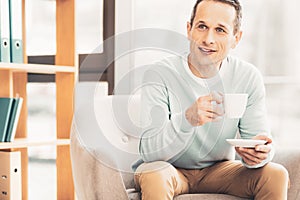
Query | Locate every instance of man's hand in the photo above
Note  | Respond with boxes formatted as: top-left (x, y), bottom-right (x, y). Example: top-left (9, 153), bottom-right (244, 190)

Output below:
top-left (235, 135), bottom-right (272, 166)
top-left (185, 91), bottom-right (224, 126)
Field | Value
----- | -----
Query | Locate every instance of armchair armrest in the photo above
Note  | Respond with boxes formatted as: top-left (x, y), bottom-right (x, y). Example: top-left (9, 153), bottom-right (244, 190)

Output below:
top-left (70, 125), bottom-right (129, 200)
top-left (272, 147), bottom-right (300, 200)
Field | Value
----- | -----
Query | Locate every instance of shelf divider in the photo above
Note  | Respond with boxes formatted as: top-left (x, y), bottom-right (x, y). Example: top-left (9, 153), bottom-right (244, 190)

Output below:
top-left (0, 62), bottom-right (76, 74)
top-left (0, 139), bottom-right (71, 150)
top-left (56, 0), bottom-right (76, 199)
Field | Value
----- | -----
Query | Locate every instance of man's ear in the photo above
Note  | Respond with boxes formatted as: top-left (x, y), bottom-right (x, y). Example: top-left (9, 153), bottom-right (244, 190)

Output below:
top-left (231, 30), bottom-right (243, 49)
top-left (187, 21), bottom-right (192, 40)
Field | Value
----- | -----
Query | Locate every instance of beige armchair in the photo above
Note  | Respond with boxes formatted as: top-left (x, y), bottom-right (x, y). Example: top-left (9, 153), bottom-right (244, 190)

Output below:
top-left (70, 86), bottom-right (300, 200)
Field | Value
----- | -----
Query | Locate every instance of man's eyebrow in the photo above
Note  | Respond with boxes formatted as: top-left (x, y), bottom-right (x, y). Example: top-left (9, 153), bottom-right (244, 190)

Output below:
top-left (218, 23), bottom-right (230, 31)
top-left (195, 20), bottom-right (206, 25)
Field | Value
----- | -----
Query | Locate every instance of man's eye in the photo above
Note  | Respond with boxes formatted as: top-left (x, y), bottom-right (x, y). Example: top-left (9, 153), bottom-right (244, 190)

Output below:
top-left (216, 28), bottom-right (225, 33)
top-left (198, 24), bottom-right (207, 30)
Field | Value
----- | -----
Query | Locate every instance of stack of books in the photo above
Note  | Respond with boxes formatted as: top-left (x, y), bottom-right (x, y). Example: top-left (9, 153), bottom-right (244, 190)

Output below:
top-left (0, 97), bottom-right (23, 142)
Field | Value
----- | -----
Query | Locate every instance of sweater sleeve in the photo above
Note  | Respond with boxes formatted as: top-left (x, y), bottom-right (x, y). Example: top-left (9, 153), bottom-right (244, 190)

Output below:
top-left (139, 69), bottom-right (195, 163)
top-left (238, 68), bottom-right (275, 168)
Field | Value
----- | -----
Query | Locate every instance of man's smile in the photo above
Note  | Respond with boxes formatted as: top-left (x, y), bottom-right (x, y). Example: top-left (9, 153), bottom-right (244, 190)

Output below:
top-left (198, 46), bottom-right (217, 54)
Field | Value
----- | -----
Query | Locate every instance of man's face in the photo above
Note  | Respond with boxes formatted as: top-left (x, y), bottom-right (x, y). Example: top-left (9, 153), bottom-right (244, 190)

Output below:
top-left (187, 0), bottom-right (242, 68)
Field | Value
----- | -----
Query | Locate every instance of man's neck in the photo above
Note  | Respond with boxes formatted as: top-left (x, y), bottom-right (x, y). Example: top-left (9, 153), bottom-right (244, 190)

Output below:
top-left (187, 55), bottom-right (222, 79)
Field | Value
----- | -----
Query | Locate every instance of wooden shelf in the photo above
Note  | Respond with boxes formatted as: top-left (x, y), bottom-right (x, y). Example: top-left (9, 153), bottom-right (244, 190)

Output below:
top-left (0, 139), bottom-right (70, 149)
top-left (0, 62), bottom-right (76, 74)
top-left (0, 0), bottom-right (76, 199)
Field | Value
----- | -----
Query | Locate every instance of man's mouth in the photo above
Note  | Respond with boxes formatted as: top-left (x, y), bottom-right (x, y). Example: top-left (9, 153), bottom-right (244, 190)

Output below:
top-left (198, 47), bottom-right (217, 54)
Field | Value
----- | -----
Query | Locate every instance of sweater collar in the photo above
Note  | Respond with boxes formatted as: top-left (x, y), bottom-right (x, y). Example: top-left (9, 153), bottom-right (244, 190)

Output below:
top-left (181, 54), bottom-right (228, 87)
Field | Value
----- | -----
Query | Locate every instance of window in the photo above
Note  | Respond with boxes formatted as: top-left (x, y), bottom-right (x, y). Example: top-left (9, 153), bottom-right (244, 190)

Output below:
top-left (76, 0), bottom-right (104, 54)
top-left (26, 0), bottom-right (104, 55)
top-left (26, 0), bottom-right (115, 94)
top-left (27, 83), bottom-right (56, 200)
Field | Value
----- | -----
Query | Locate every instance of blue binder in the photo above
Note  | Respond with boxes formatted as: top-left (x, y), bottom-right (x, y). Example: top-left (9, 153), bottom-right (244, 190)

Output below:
top-left (9, 0), bottom-right (23, 63)
top-left (5, 97), bottom-right (23, 142)
top-left (0, 0), bottom-right (11, 62)
top-left (0, 98), bottom-right (14, 142)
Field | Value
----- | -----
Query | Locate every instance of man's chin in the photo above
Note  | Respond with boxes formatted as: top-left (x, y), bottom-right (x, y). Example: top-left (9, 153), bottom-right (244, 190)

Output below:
top-left (194, 59), bottom-right (217, 67)
top-left (189, 54), bottom-right (220, 67)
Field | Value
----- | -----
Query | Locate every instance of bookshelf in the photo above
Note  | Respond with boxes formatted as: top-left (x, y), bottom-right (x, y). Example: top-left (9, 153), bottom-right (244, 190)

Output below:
top-left (0, 0), bottom-right (76, 199)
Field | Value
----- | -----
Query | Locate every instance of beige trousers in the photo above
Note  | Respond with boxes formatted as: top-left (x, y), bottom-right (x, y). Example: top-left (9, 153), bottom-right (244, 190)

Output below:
top-left (134, 161), bottom-right (289, 200)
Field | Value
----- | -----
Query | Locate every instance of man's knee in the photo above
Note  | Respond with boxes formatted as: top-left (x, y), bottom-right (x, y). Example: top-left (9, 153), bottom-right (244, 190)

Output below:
top-left (253, 162), bottom-right (289, 199)
top-left (256, 162), bottom-right (290, 197)
top-left (135, 161), bottom-right (172, 174)
top-left (261, 162), bottom-right (289, 185)
top-left (134, 161), bottom-right (177, 199)
top-left (134, 161), bottom-right (175, 188)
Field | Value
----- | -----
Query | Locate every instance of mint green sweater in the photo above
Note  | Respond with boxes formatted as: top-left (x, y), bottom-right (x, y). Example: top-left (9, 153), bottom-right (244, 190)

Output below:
top-left (137, 54), bottom-right (274, 169)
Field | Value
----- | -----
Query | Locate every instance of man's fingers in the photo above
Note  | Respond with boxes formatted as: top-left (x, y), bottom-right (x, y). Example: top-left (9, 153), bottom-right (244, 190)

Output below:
top-left (190, 92), bottom-right (225, 126)
top-left (195, 109), bottom-right (225, 125)
top-left (210, 91), bottom-right (224, 104)
top-left (194, 114), bottom-right (213, 126)
top-left (198, 110), bottom-right (223, 120)
top-left (253, 134), bottom-right (273, 144)
top-left (255, 144), bottom-right (271, 153)
top-left (242, 157), bottom-right (258, 166)
top-left (211, 103), bottom-right (225, 115)
top-left (237, 147), bottom-right (268, 161)
top-left (200, 91), bottom-right (224, 104)
top-left (237, 149), bottom-right (261, 165)
top-left (199, 100), bottom-right (224, 116)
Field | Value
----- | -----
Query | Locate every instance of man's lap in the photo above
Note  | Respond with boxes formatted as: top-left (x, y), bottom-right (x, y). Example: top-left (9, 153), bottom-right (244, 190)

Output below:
top-left (135, 160), bottom-right (288, 199)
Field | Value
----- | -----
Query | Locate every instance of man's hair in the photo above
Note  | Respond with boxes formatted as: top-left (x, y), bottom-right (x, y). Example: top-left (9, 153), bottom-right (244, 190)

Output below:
top-left (190, 0), bottom-right (242, 34)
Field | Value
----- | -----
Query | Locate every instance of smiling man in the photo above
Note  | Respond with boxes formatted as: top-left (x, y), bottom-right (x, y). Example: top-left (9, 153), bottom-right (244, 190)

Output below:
top-left (187, 0), bottom-right (242, 78)
top-left (133, 0), bottom-right (289, 199)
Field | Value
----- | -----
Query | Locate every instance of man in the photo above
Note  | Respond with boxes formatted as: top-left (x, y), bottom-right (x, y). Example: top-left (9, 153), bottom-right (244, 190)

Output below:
top-left (133, 0), bottom-right (289, 199)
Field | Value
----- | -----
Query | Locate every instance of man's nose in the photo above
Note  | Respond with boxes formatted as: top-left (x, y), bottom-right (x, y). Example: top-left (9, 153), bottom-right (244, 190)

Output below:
top-left (203, 30), bottom-right (215, 45)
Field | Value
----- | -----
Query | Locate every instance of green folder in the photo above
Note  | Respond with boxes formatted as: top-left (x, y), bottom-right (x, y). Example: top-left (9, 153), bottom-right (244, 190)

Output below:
top-left (5, 98), bottom-right (23, 142)
top-left (0, 0), bottom-right (11, 62)
top-left (0, 98), bottom-right (14, 142)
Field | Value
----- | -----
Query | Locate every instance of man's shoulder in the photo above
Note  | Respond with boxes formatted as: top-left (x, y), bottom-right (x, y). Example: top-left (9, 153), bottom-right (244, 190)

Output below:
top-left (156, 54), bottom-right (185, 68)
top-left (228, 55), bottom-right (256, 69)
top-left (143, 54), bottom-right (188, 86)
top-left (147, 54), bottom-right (185, 74)
top-left (226, 55), bottom-right (264, 87)
top-left (227, 55), bottom-right (261, 75)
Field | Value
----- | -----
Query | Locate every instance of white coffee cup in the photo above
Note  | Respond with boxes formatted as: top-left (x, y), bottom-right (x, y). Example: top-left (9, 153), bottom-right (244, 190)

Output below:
top-left (224, 94), bottom-right (248, 118)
